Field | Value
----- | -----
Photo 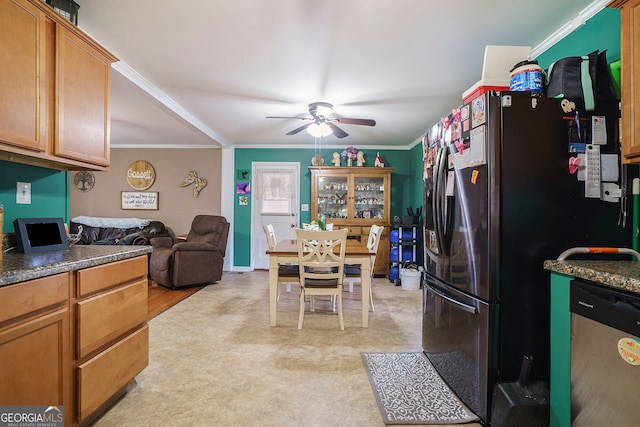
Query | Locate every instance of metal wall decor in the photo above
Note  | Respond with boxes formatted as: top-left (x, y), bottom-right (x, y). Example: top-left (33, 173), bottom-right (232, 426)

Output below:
top-left (180, 170), bottom-right (207, 198)
top-left (126, 160), bottom-right (156, 190)
top-left (73, 171), bottom-right (95, 192)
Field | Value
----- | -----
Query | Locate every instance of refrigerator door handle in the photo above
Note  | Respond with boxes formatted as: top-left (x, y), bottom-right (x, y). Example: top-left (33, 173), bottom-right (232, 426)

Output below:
top-left (432, 147), bottom-right (442, 253)
top-left (434, 146), bottom-right (449, 255)
top-left (426, 282), bottom-right (478, 314)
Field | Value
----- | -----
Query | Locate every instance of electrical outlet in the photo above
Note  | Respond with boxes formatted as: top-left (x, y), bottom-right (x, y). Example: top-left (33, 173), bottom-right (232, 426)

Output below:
top-left (17, 182), bottom-right (31, 204)
top-left (301, 204), bottom-right (309, 212)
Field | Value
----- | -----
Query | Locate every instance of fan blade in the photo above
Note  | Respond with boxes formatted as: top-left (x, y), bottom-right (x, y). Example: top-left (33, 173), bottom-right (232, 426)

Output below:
top-left (286, 122), bottom-right (313, 135)
top-left (333, 117), bottom-right (376, 126)
top-left (327, 122), bottom-right (348, 138)
top-left (266, 116), bottom-right (313, 120)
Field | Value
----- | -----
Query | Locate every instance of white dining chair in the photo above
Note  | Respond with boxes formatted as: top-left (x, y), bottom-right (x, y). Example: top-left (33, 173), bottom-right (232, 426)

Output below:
top-left (296, 228), bottom-right (348, 329)
top-left (262, 224), bottom-right (299, 301)
top-left (343, 224), bottom-right (384, 312)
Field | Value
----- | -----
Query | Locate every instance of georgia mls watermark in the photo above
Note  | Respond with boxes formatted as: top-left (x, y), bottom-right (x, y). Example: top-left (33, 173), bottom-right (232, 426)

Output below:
top-left (0, 406), bottom-right (63, 427)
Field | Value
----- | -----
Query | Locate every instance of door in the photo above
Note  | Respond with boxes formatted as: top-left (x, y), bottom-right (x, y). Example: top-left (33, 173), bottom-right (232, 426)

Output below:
top-left (422, 275), bottom-right (493, 422)
top-left (252, 162), bottom-right (300, 269)
top-left (423, 102), bottom-right (490, 300)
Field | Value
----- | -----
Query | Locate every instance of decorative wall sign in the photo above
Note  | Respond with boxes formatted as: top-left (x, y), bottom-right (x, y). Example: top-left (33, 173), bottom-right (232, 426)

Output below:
top-left (73, 171), bottom-right (95, 192)
top-left (179, 170), bottom-right (207, 198)
top-left (236, 182), bottom-right (250, 194)
top-left (121, 191), bottom-right (159, 210)
top-left (126, 160), bottom-right (156, 190)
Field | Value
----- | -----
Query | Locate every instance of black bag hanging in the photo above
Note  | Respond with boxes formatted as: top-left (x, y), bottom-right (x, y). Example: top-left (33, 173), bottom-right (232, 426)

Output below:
top-left (544, 50), bottom-right (617, 111)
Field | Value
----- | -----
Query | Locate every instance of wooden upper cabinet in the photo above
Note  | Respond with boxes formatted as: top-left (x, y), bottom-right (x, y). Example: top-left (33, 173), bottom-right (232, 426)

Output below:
top-left (0, 0), bottom-right (47, 152)
top-left (0, 0), bottom-right (117, 171)
top-left (55, 26), bottom-right (112, 167)
top-left (610, 0), bottom-right (640, 163)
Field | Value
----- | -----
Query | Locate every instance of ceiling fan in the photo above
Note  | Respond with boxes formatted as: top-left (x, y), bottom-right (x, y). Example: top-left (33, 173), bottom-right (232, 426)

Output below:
top-left (266, 102), bottom-right (376, 138)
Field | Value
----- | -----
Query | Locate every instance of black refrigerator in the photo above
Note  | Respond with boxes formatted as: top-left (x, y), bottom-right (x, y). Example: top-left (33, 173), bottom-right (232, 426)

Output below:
top-left (421, 91), bottom-right (632, 423)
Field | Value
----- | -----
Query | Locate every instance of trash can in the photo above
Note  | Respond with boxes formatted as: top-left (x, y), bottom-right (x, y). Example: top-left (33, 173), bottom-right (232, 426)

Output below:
top-left (400, 268), bottom-right (421, 290)
top-left (491, 355), bottom-right (549, 427)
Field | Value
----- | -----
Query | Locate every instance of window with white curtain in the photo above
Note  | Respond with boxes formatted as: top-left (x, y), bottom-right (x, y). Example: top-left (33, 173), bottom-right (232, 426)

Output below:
top-left (257, 169), bottom-right (293, 215)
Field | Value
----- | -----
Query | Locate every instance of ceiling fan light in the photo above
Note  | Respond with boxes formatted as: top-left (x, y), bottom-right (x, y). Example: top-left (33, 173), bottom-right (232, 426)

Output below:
top-left (315, 103), bottom-right (333, 118)
top-left (307, 122), bottom-right (332, 137)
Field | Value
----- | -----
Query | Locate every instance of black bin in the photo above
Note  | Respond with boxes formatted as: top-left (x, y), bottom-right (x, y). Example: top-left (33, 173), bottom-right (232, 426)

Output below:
top-left (491, 355), bottom-right (550, 427)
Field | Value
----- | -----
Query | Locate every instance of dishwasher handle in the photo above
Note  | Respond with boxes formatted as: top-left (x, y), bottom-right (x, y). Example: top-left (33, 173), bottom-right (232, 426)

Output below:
top-left (557, 247), bottom-right (640, 261)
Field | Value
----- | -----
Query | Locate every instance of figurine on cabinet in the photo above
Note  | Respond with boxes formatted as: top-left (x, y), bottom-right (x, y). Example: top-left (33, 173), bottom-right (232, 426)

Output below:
top-left (332, 152), bottom-right (341, 166)
top-left (375, 152), bottom-right (384, 167)
top-left (311, 154), bottom-right (324, 166)
top-left (357, 151), bottom-right (365, 166)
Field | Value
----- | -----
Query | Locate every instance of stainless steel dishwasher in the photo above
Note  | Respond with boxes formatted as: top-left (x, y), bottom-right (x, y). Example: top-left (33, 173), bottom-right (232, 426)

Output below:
top-left (570, 279), bottom-right (640, 426)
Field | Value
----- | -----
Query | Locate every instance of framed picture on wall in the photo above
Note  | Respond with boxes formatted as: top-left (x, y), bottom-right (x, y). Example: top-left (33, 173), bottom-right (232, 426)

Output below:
top-left (121, 191), bottom-right (159, 210)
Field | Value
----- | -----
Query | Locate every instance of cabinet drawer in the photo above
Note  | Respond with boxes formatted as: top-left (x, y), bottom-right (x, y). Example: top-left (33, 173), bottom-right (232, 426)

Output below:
top-left (344, 226), bottom-right (362, 235)
top-left (76, 255), bottom-right (148, 297)
top-left (76, 279), bottom-right (148, 359)
top-left (77, 324), bottom-right (148, 421)
top-left (0, 273), bottom-right (68, 325)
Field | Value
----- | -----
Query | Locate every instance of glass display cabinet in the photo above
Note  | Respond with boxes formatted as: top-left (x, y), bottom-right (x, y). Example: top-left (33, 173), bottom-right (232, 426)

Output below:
top-left (309, 166), bottom-right (392, 276)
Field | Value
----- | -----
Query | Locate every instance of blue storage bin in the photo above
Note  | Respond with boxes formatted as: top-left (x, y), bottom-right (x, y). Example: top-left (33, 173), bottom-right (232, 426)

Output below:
top-left (402, 229), bottom-right (415, 239)
top-left (390, 247), bottom-right (399, 261)
top-left (402, 250), bottom-right (415, 261)
top-left (390, 229), bottom-right (399, 243)
top-left (389, 266), bottom-right (399, 280)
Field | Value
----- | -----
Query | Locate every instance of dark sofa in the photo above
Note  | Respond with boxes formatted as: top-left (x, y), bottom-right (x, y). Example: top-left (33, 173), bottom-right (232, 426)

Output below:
top-left (70, 216), bottom-right (173, 246)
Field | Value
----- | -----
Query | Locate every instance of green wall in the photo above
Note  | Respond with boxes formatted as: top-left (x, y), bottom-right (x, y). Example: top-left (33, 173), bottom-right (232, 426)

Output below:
top-left (536, 8), bottom-right (620, 68)
top-left (0, 160), bottom-right (69, 234)
top-left (233, 147), bottom-right (417, 267)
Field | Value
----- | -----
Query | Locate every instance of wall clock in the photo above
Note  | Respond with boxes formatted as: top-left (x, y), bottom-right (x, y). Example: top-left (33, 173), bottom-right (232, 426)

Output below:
top-left (73, 171), bottom-right (95, 192)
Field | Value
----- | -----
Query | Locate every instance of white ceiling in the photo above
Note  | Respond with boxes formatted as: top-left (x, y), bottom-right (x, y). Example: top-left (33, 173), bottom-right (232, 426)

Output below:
top-left (75, 0), bottom-right (607, 150)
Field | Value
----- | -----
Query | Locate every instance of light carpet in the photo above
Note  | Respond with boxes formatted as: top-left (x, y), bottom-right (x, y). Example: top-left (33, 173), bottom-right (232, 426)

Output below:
top-left (93, 271), bottom-right (483, 427)
top-left (362, 352), bottom-right (479, 425)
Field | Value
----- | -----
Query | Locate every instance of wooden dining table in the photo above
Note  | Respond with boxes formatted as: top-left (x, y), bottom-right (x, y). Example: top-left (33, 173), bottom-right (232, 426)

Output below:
top-left (266, 239), bottom-right (375, 327)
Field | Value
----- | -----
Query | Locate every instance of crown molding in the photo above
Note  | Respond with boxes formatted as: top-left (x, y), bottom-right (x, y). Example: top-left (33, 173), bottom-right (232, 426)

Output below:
top-left (111, 62), bottom-right (232, 148)
top-left (531, 0), bottom-right (610, 58)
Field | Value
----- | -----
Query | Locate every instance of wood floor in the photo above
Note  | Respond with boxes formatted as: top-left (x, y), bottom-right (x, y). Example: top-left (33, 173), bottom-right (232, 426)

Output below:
top-left (147, 281), bottom-right (204, 319)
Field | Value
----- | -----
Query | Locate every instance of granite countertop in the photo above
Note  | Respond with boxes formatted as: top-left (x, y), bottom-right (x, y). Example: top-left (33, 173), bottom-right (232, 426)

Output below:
top-left (544, 260), bottom-right (640, 294)
top-left (0, 245), bottom-right (152, 287)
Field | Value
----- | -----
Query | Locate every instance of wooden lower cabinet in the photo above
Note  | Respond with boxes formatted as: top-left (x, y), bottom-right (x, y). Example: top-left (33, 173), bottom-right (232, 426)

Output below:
top-left (0, 255), bottom-right (149, 426)
top-left (0, 273), bottom-right (71, 425)
top-left (72, 255), bottom-right (149, 425)
top-left (332, 224), bottom-right (390, 276)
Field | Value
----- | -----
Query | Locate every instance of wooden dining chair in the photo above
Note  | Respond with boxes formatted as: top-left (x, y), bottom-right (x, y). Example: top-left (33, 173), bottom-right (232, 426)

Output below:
top-left (263, 224), bottom-right (299, 301)
top-left (296, 228), bottom-right (348, 330)
top-left (343, 224), bottom-right (384, 312)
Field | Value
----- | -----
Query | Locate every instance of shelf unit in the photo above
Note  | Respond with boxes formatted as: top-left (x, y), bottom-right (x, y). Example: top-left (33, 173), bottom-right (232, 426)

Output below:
top-left (389, 223), bottom-right (419, 285)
